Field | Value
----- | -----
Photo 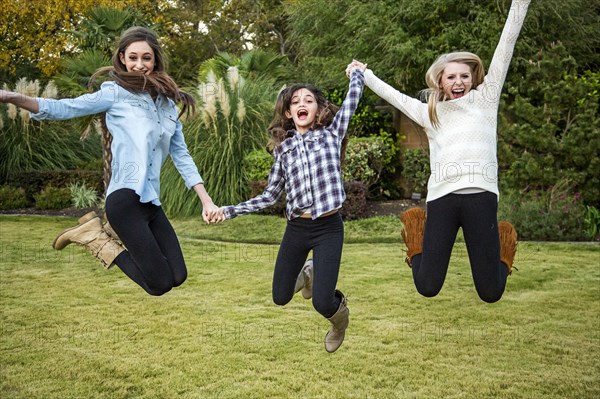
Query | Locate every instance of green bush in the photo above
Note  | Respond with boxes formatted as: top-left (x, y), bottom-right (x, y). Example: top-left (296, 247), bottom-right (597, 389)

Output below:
top-left (402, 148), bottom-right (430, 195)
top-left (6, 170), bottom-right (103, 202)
top-left (340, 180), bottom-right (368, 220)
top-left (583, 206), bottom-right (600, 241)
top-left (342, 137), bottom-right (391, 196)
top-left (34, 186), bottom-right (71, 210)
top-left (0, 185), bottom-right (29, 209)
top-left (243, 149), bottom-right (273, 182)
top-left (499, 47), bottom-right (600, 207)
top-left (69, 182), bottom-right (98, 208)
top-left (498, 183), bottom-right (589, 241)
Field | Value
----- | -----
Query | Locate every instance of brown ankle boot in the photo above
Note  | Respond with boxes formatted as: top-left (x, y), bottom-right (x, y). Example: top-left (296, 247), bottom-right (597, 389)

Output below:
top-left (400, 207), bottom-right (426, 267)
top-left (294, 258), bottom-right (313, 299)
top-left (498, 221), bottom-right (518, 274)
top-left (53, 212), bottom-right (125, 269)
top-left (325, 290), bottom-right (349, 353)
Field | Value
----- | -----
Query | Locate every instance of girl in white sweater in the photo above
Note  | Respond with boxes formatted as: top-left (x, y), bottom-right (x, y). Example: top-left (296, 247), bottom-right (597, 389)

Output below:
top-left (348, 0), bottom-right (530, 302)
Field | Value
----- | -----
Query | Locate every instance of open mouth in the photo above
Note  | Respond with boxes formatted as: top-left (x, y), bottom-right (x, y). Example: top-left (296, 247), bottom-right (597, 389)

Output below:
top-left (451, 88), bottom-right (465, 99)
top-left (297, 109), bottom-right (309, 120)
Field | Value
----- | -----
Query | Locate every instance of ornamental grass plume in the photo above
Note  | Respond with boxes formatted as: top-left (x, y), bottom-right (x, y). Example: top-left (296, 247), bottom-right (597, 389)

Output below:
top-left (218, 79), bottom-right (231, 118)
top-left (237, 98), bottom-right (246, 123)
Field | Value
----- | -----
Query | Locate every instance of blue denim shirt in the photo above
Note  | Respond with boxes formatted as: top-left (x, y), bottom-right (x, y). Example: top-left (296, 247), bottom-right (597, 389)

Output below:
top-left (30, 81), bottom-right (203, 205)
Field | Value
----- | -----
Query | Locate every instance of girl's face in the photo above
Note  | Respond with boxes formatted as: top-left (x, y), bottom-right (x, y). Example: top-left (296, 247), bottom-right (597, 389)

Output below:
top-left (285, 88), bottom-right (319, 134)
top-left (440, 62), bottom-right (473, 100)
top-left (119, 41), bottom-right (155, 74)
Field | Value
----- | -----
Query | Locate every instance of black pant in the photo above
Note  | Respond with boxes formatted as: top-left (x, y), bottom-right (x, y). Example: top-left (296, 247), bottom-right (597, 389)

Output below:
top-left (412, 192), bottom-right (508, 303)
top-left (106, 189), bottom-right (187, 296)
top-left (272, 212), bottom-right (344, 318)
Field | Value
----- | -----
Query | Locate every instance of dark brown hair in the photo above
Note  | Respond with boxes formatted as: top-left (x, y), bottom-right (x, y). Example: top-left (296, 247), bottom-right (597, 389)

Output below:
top-left (90, 26), bottom-right (195, 117)
top-left (268, 83), bottom-right (340, 151)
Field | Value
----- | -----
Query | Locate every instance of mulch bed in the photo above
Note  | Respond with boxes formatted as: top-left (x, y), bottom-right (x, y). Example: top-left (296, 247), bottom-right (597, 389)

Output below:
top-left (0, 201), bottom-right (426, 218)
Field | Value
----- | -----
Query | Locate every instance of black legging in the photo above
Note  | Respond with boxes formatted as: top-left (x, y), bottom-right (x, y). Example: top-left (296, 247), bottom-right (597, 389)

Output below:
top-left (106, 189), bottom-right (187, 296)
top-left (411, 192), bottom-right (509, 303)
top-left (272, 212), bottom-right (344, 318)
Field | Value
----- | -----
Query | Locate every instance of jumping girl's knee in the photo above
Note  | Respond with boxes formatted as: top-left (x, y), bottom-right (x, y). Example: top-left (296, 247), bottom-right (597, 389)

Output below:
top-left (478, 290), bottom-right (503, 304)
top-left (145, 277), bottom-right (175, 296)
top-left (272, 292), bottom-right (293, 307)
top-left (415, 282), bottom-right (442, 298)
top-left (173, 270), bottom-right (187, 288)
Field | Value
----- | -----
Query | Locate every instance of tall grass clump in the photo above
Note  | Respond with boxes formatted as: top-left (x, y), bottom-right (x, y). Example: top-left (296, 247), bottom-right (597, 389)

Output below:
top-left (69, 182), bottom-right (98, 208)
top-left (0, 78), bottom-right (101, 182)
top-left (161, 51), bottom-right (286, 217)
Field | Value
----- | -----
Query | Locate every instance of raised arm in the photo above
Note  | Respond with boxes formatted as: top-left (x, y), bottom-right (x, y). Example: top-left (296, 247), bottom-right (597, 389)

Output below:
top-left (483, 0), bottom-right (531, 92)
top-left (328, 67), bottom-right (364, 137)
top-left (351, 61), bottom-right (430, 128)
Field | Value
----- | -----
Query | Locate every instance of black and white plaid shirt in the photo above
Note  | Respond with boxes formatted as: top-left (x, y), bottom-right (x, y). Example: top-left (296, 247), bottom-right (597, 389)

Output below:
top-left (224, 69), bottom-right (364, 220)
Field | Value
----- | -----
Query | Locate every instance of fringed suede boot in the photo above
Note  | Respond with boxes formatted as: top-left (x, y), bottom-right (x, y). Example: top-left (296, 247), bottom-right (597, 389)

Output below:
top-left (498, 221), bottom-right (518, 274)
top-left (400, 208), bottom-right (426, 267)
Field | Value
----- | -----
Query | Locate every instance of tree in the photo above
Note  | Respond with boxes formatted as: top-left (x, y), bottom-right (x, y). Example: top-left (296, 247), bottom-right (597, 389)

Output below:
top-left (284, 0), bottom-right (599, 90)
top-left (284, 0), bottom-right (599, 204)
top-left (158, 0), bottom-right (293, 83)
top-left (499, 43), bottom-right (600, 205)
top-left (0, 0), bottom-right (160, 82)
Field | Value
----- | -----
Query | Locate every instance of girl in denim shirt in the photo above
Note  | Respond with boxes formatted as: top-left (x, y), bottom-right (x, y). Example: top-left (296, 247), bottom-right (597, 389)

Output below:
top-left (214, 65), bottom-right (365, 352)
top-left (0, 27), bottom-right (219, 296)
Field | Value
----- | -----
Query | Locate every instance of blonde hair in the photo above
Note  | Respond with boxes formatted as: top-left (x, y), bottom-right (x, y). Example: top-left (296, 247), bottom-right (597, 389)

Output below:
top-left (422, 52), bottom-right (485, 128)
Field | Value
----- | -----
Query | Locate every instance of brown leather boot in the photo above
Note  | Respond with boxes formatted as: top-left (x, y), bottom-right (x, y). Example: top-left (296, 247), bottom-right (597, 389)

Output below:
top-left (324, 290), bottom-right (349, 353)
top-left (498, 221), bottom-right (518, 274)
top-left (400, 208), bottom-right (426, 267)
top-left (53, 212), bottom-right (125, 269)
top-left (294, 258), bottom-right (313, 299)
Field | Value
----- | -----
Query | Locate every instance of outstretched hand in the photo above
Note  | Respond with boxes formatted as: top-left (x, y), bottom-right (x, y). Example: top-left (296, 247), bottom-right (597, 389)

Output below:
top-left (346, 60), bottom-right (367, 78)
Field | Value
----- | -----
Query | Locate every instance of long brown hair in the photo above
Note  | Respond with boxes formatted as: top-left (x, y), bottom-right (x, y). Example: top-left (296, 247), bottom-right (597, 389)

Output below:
top-left (268, 83), bottom-right (346, 154)
top-left (90, 26), bottom-right (195, 118)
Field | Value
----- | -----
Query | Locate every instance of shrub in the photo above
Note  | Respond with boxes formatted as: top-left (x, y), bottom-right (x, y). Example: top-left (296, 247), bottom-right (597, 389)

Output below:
top-left (342, 137), bottom-right (391, 197)
top-left (243, 149), bottom-right (273, 182)
top-left (34, 186), bottom-right (71, 210)
top-left (6, 170), bottom-right (103, 202)
top-left (402, 148), bottom-right (430, 195)
top-left (340, 180), bottom-right (368, 220)
top-left (0, 185), bottom-right (29, 209)
top-left (583, 206), bottom-right (600, 241)
top-left (498, 183), bottom-right (589, 241)
top-left (69, 182), bottom-right (98, 208)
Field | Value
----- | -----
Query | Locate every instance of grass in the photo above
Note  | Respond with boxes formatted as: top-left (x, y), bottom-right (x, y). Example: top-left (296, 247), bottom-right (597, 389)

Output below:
top-left (1, 215), bottom-right (599, 399)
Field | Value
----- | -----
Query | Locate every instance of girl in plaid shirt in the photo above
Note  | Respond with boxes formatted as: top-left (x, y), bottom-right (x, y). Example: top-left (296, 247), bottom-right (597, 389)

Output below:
top-left (216, 65), bottom-right (365, 352)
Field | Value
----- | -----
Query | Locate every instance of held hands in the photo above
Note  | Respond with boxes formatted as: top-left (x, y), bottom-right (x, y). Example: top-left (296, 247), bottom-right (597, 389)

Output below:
top-left (202, 205), bottom-right (226, 224)
top-left (346, 59), bottom-right (367, 78)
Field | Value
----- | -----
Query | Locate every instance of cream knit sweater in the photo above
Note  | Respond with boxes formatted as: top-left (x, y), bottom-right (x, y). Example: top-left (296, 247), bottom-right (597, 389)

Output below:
top-left (364, 0), bottom-right (530, 202)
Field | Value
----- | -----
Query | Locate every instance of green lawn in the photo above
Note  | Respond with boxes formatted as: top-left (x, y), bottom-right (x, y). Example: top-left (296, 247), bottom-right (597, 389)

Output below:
top-left (1, 215), bottom-right (599, 399)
